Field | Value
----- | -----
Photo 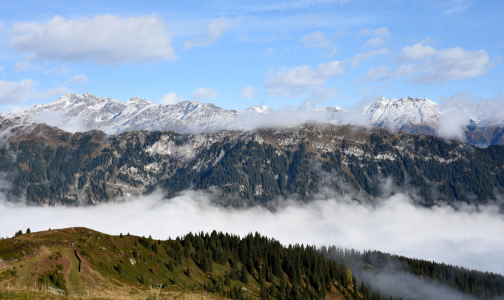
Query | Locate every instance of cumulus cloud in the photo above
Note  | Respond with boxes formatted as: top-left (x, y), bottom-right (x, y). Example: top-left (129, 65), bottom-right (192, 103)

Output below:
top-left (8, 14), bottom-right (177, 64)
top-left (0, 79), bottom-right (68, 105)
top-left (184, 16), bottom-right (241, 49)
top-left (1, 189), bottom-right (503, 275)
top-left (265, 61), bottom-right (343, 98)
top-left (240, 85), bottom-right (256, 99)
top-left (359, 27), bottom-right (390, 47)
top-left (364, 44), bottom-right (491, 84)
top-left (411, 47), bottom-right (490, 83)
top-left (301, 31), bottom-right (338, 56)
top-left (398, 43), bottom-right (437, 62)
top-left (64, 74), bottom-right (88, 86)
top-left (0, 79), bottom-right (36, 104)
top-left (192, 87), bottom-right (218, 100)
top-left (159, 92), bottom-right (184, 105)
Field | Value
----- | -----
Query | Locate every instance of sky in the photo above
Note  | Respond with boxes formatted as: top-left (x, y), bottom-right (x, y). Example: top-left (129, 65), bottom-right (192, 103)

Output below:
top-left (0, 0), bottom-right (502, 112)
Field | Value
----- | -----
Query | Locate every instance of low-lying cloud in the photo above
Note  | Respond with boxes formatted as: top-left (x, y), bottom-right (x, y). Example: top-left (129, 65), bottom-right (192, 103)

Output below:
top-left (1, 189), bottom-right (503, 276)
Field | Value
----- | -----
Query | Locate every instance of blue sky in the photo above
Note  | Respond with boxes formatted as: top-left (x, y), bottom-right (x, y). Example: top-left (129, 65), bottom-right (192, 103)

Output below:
top-left (0, 0), bottom-right (502, 111)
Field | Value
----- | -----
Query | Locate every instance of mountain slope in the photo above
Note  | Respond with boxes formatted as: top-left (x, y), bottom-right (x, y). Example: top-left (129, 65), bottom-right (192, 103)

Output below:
top-left (1, 119), bottom-right (503, 207)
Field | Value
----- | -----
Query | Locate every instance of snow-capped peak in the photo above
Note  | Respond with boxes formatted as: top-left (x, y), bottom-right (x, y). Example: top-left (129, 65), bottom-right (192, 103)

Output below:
top-left (245, 105), bottom-right (273, 114)
top-left (362, 96), bottom-right (441, 129)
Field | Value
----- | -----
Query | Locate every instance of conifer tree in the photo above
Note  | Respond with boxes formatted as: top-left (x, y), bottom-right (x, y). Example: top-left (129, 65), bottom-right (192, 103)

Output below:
top-left (240, 264), bottom-right (249, 284)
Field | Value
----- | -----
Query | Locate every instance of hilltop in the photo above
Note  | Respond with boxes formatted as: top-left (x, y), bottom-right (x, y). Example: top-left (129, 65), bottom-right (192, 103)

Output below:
top-left (0, 227), bottom-right (361, 299)
top-left (2, 227), bottom-right (504, 300)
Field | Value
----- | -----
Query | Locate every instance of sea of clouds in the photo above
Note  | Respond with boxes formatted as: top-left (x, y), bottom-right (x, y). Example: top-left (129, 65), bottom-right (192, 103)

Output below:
top-left (1, 188), bottom-right (503, 277)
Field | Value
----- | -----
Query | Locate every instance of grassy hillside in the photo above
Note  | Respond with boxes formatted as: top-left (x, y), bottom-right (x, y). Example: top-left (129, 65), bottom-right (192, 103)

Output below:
top-left (0, 227), bottom-right (367, 300)
top-left (2, 227), bottom-right (503, 300)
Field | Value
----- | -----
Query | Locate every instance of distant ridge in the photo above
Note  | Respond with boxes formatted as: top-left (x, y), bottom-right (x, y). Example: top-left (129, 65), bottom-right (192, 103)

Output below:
top-left (7, 92), bottom-right (504, 146)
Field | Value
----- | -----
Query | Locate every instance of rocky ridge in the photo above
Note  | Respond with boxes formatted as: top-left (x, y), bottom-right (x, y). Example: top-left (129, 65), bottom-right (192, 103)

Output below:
top-left (10, 93), bottom-right (504, 147)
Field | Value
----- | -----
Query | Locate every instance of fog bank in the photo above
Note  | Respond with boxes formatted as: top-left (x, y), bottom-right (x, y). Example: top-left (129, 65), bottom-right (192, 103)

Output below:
top-left (1, 190), bottom-right (503, 275)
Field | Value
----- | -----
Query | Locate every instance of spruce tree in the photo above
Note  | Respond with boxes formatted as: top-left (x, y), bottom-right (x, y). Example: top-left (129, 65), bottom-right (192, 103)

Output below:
top-left (240, 264), bottom-right (249, 284)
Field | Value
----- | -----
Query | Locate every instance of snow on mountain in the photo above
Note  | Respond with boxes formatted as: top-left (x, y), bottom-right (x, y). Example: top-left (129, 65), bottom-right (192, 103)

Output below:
top-left (361, 96), bottom-right (441, 131)
top-left (9, 93), bottom-right (504, 147)
top-left (16, 93), bottom-right (274, 134)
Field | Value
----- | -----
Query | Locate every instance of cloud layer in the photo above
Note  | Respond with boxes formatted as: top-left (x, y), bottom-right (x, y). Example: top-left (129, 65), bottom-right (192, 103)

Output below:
top-left (8, 14), bottom-right (177, 64)
top-left (2, 189), bottom-right (503, 275)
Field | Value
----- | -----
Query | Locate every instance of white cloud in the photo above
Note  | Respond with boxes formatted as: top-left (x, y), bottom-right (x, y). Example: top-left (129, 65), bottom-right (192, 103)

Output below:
top-left (349, 48), bottom-right (390, 67)
top-left (302, 31), bottom-right (331, 48)
top-left (1, 190), bottom-right (504, 275)
top-left (263, 48), bottom-right (274, 57)
top-left (0, 79), bottom-right (36, 104)
top-left (0, 66), bottom-right (4, 72)
top-left (14, 61), bottom-right (32, 71)
top-left (266, 61), bottom-right (344, 98)
top-left (184, 16), bottom-right (241, 49)
top-left (240, 86), bottom-right (256, 99)
top-left (355, 65), bottom-right (391, 86)
top-left (365, 37), bottom-right (386, 47)
top-left (398, 43), bottom-right (437, 62)
top-left (0, 79), bottom-right (68, 105)
top-left (8, 14), bottom-right (177, 64)
top-left (364, 44), bottom-right (491, 84)
top-left (65, 74), bottom-right (88, 86)
top-left (192, 87), bottom-right (218, 100)
top-left (359, 27), bottom-right (390, 47)
top-left (159, 92), bottom-right (184, 105)
top-left (411, 47), bottom-right (490, 83)
top-left (301, 31), bottom-right (338, 56)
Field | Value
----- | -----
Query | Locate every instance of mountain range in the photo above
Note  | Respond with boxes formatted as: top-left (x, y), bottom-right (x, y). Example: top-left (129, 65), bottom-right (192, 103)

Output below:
top-left (7, 93), bottom-right (504, 147)
top-left (1, 117), bottom-right (503, 207)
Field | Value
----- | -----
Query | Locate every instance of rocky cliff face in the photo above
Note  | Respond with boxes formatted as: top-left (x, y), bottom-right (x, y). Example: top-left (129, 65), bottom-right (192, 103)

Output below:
top-left (1, 118), bottom-right (503, 207)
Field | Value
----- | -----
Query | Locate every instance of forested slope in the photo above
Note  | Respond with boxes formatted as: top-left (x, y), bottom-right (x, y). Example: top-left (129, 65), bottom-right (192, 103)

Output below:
top-left (1, 122), bottom-right (504, 207)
